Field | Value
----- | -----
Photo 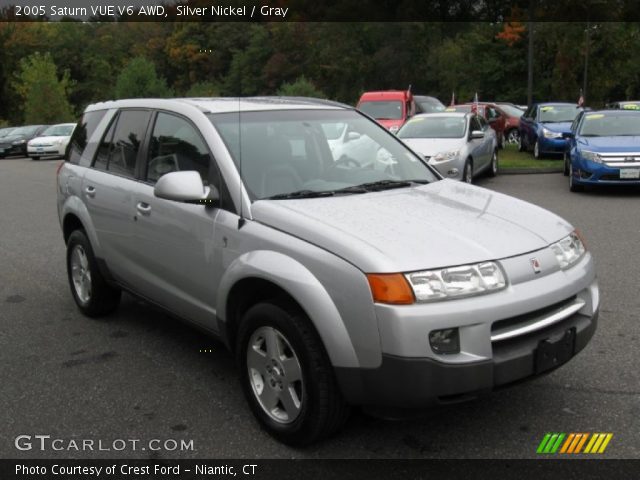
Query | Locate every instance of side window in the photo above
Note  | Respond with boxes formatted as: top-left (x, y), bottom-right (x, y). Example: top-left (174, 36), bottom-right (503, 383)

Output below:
top-left (470, 117), bottom-right (482, 132)
top-left (146, 112), bottom-right (210, 184)
top-left (93, 110), bottom-right (151, 178)
top-left (66, 110), bottom-right (107, 164)
top-left (478, 116), bottom-right (489, 130)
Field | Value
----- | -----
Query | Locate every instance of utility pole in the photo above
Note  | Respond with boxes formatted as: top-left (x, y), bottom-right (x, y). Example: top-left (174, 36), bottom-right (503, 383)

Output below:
top-left (583, 21), bottom-right (590, 104)
top-left (527, 1), bottom-right (534, 106)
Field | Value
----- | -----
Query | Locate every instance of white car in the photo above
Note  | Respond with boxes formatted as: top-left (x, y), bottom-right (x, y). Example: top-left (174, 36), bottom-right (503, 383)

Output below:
top-left (27, 123), bottom-right (76, 160)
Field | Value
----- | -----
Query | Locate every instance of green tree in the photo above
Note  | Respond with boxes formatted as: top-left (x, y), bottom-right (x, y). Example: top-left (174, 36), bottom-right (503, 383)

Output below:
top-left (277, 76), bottom-right (326, 98)
top-left (13, 52), bottom-right (74, 123)
top-left (186, 81), bottom-right (221, 97)
top-left (114, 56), bottom-right (172, 99)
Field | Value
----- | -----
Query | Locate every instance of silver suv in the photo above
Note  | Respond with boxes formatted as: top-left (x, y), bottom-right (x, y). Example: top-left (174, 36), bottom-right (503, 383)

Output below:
top-left (57, 97), bottom-right (599, 445)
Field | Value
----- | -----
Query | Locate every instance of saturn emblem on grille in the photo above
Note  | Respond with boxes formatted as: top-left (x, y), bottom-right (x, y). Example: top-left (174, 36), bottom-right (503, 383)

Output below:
top-left (530, 258), bottom-right (541, 274)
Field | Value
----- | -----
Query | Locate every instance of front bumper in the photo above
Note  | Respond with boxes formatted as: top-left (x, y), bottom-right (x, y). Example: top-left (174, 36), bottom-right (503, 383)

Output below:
top-left (28, 145), bottom-right (63, 157)
top-left (539, 136), bottom-right (568, 154)
top-left (0, 143), bottom-right (26, 156)
top-left (428, 157), bottom-right (464, 180)
top-left (335, 249), bottom-right (599, 408)
top-left (572, 158), bottom-right (640, 185)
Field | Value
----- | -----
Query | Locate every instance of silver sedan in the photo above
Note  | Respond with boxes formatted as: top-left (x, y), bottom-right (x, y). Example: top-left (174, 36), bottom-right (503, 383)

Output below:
top-left (397, 112), bottom-right (498, 182)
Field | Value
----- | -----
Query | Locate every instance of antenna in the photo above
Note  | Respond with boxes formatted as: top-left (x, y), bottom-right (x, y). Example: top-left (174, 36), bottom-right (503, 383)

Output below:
top-left (237, 95), bottom-right (245, 229)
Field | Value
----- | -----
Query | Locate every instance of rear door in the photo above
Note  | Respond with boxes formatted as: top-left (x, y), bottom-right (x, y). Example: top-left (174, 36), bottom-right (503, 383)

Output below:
top-left (81, 109), bottom-right (152, 283)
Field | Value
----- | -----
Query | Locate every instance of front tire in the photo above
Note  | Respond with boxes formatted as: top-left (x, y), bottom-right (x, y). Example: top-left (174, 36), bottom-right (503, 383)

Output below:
top-left (462, 159), bottom-right (473, 183)
top-left (237, 302), bottom-right (349, 446)
top-left (517, 132), bottom-right (525, 152)
top-left (488, 150), bottom-right (498, 177)
top-left (569, 164), bottom-right (584, 192)
top-left (533, 139), bottom-right (542, 159)
top-left (31, 156), bottom-right (40, 161)
top-left (563, 153), bottom-right (570, 176)
top-left (66, 230), bottom-right (121, 317)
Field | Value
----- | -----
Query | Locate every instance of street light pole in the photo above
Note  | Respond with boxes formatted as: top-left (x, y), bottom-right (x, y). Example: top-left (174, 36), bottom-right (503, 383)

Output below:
top-left (583, 21), bottom-right (590, 104)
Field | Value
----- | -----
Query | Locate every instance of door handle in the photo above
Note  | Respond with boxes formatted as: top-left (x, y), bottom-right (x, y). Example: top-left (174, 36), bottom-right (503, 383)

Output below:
top-left (136, 202), bottom-right (151, 215)
top-left (84, 186), bottom-right (96, 198)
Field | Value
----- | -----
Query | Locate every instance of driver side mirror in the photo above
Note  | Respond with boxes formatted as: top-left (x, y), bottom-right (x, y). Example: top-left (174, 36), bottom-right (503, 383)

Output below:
top-left (470, 130), bottom-right (485, 139)
top-left (154, 171), bottom-right (218, 205)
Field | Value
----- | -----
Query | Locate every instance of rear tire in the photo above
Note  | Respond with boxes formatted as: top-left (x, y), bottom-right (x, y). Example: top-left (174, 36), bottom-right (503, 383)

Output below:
top-left (237, 301), bottom-right (350, 446)
top-left (66, 230), bottom-right (121, 317)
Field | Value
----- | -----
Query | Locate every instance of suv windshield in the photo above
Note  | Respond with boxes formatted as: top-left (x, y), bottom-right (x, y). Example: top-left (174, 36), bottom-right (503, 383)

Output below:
top-left (539, 105), bottom-right (581, 123)
top-left (42, 124), bottom-right (75, 136)
top-left (398, 116), bottom-right (466, 139)
top-left (579, 113), bottom-right (640, 136)
top-left (358, 101), bottom-right (403, 120)
top-left (209, 109), bottom-right (437, 200)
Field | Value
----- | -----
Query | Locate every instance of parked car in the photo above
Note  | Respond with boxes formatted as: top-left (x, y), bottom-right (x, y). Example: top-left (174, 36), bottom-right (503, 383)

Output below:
top-left (605, 100), bottom-right (640, 110)
top-left (492, 103), bottom-right (525, 144)
top-left (449, 102), bottom-right (521, 148)
top-left (0, 124), bottom-right (48, 158)
top-left (58, 97), bottom-right (598, 445)
top-left (519, 103), bottom-right (582, 158)
top-left (0, 127), bottom-right (16, 138)
top-left (397, 112), bottom-right (498, 182)
top-left (565, 109), bottom-right (640, 191)
top-left (357, 90), bottom-right (415, 133)
top-left (414, 95), bottom-right (446, 114)
top-left (27, 123), bottom-right (76, 160)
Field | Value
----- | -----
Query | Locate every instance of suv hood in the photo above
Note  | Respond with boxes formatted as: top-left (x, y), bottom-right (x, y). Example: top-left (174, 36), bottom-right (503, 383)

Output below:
top-left (402, 138), bottom-right (464, 157)
top-left (578, 136), bottom-right (640, 152)
top-left (251, 180), bottom-right (573, 273)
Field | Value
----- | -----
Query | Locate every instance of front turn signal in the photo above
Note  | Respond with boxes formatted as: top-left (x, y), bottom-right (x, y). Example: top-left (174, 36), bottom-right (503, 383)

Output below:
top-left (367, 273), bottom-right (415, 305)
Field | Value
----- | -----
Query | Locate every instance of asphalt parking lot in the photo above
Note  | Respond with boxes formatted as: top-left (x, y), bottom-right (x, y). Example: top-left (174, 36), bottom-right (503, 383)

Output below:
top-left (1, 156), bottom-right (638, 459)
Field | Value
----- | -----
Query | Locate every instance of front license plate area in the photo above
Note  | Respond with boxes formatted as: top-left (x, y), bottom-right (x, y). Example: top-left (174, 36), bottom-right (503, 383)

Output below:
top-left (534, 328), bottom-right (576, 374)
top-left (620, 169), bottom-right (640, 179)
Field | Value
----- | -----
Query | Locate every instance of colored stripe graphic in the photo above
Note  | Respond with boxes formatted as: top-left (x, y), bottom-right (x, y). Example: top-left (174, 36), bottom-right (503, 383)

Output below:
top-left (537, 433), bottom-right (565, 454)
top-left (538, 433), bottom-right (613, 454)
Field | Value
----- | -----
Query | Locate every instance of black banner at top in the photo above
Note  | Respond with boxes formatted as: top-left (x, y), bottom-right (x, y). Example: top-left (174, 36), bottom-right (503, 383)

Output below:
top-left (2, 0), bottom-right (640, 22)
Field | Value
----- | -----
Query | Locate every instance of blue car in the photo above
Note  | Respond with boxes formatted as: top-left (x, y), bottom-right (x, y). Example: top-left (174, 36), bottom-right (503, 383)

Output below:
top-left (518, 102), bottom-right (583, 158)
top-left (565, 109), bottom-right (640, 191)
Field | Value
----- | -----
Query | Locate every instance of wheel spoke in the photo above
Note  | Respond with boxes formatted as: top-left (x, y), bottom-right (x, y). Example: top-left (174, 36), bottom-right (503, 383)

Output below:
top-left (259, 382), bottom-right (279, 410)
top-left (263, 328), bottom-right (282, 359)
top-left (247, 346), bottom-right (267, 371)
top-left (280, 385), bottom-right (302, 418)
top-left (281, 357), bottom-right (302, 383)
top-left (79, 249), bottom-right (88, 269)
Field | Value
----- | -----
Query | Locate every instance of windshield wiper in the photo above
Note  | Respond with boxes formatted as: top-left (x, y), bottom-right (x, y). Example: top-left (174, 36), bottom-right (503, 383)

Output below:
top-left (265, 186), bottom-right (368, 200)
top-left (353, 179), bottom-right (429, 191)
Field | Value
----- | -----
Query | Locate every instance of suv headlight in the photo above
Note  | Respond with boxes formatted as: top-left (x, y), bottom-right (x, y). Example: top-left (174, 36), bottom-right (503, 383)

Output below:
top-left (406, 261), bottom-right (506, 302)
top-left (432, 150), bottom-right (460, 162)
top-left (580, 150), bottom-right (602, 164)
top-left (550, 231), bottom-right (586, 269)
top-left (542, 128), bottom-right (562, 139)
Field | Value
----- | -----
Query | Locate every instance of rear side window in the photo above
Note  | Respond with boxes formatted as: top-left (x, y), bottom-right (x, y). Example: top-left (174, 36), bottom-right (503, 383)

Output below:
top-left (66, 110), bottom-right (107, 164)
top-left (93, 110), bottom-right (151, 178)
